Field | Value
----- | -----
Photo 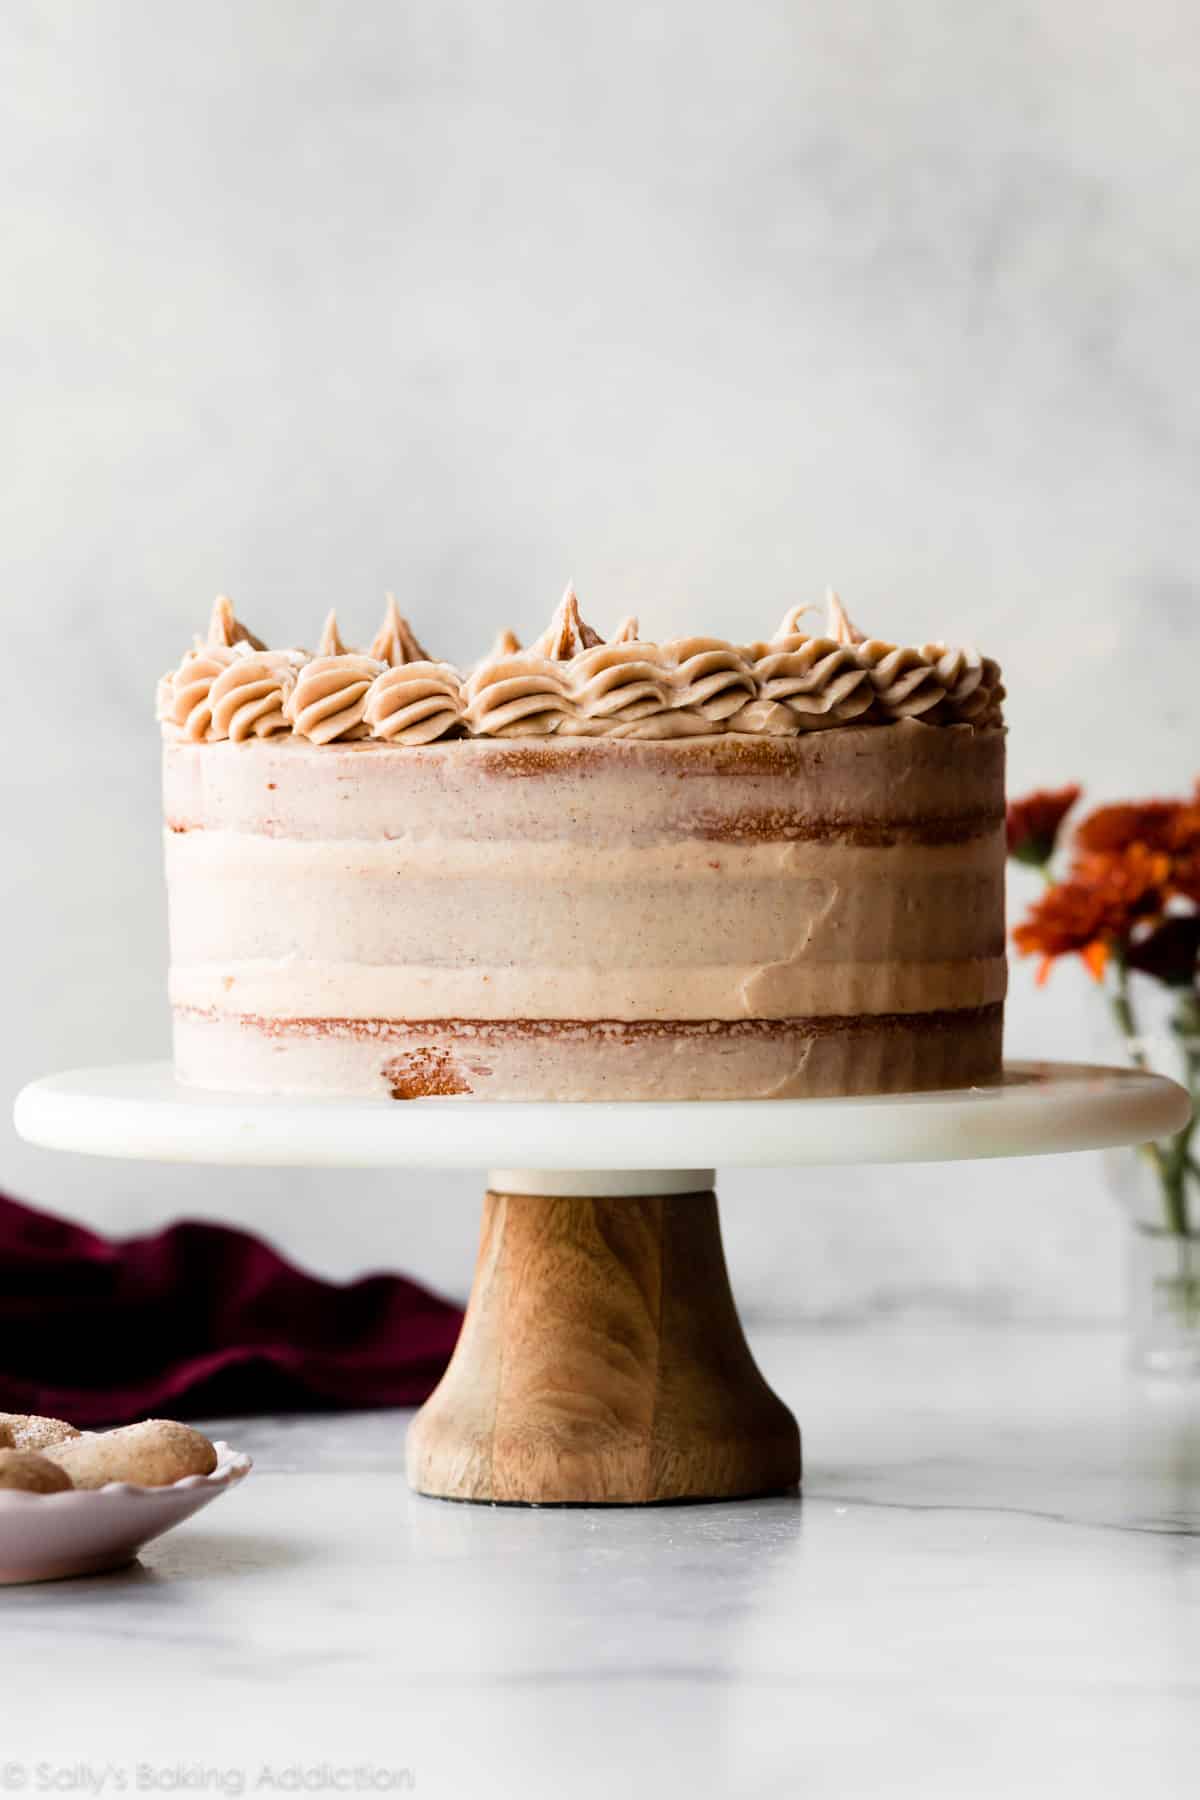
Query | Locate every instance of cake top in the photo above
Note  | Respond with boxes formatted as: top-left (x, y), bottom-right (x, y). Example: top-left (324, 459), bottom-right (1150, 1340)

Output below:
top-left (156, 588), bottom-right (1004, 746)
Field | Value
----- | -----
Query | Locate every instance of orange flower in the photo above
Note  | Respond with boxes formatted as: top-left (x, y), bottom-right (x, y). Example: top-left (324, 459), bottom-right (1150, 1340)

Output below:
top-left (1015, 779), bottom-right (1200, 985)
top-left (1006, 785), bottom-right (1081, 868)
top-left (1074, 801), bottom-right (1180, 854)
top-left (1013, 843), bottom-right (1173, 982)
top-left (1072, 843), bottom-right (1173, 918)
top-left (1165, 790), bottom-right (1200, 895)
top-left (1073, 789), bottom-right (1200, 903)
top-left (1171, 850), bottom-right (1200, 906)
top-left (1013, 879), bottom-right (1112, 982)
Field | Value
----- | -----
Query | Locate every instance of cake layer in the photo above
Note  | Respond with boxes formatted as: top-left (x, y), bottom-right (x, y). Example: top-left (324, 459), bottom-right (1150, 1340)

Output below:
top-left (162, 724), bottom-right (1004, 841)
top-left (173, 1006), bottom-right (1005, 1102)
top-left (163, 725), bottom-right (1006, 1099)
top-left (169, 958), bottom-right (1006, 1022)
top-left (165, 832), bottom-right (1003, 1002)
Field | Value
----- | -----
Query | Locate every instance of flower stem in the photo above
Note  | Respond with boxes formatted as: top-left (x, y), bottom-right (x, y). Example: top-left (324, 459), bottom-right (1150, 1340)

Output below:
top-left (1110, 959), bottom-right (1188, 1235)
top-left (1110, 958), bottom-right (1147, 1068)
top-left (1167, 1003), bottom-right (1200, 1237)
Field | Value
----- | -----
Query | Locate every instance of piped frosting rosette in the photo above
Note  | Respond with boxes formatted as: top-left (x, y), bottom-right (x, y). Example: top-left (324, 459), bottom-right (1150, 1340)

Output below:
top-left (471, 598), bottom-right (762, 740)
top-left (919, 643), bottom-right (1006, 726)
top-left (461, 587), bottom-right (592, 736)
top-left (557, 620), bottom-right (677, 737)
top-left (284, 612), bottom-right (383, 744)
top-left (556, 616), bottom-right (721, 739)
top-left (662, 637), bottom-right (757, 732)
top-left (363, 596), bottom-right (465, 744)
top-left (156, 597), bottom-right (289, 741)
top-left (158, 585), bottom-right (1004, 744)
top-left (730, 602), bottom-right (875, 735)
top-left (208, 648), bottom-right (305, 741)
top-left (826, 591), bottom-right (947, 722)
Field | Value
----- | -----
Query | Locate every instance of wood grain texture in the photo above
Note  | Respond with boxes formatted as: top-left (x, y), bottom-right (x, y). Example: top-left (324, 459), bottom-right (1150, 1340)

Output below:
top-left (406, 1188), bottom-right (801, 1504)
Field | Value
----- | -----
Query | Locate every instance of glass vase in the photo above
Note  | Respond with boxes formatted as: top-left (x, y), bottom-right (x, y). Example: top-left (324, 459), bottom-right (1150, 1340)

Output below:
top-left (1125, 1213), bottom-right (1200, 1376)
top-left (1107, 1030), bottom-right (1200, 1377)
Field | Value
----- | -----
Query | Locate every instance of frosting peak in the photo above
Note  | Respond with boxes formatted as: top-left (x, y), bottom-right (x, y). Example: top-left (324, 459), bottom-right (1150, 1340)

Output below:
top-left (317, 611), bottom-right (350, 658)
top-left (370, 595), bottom-right (431, 667)
top-left (534, 586), bottom-right (604, 659)
top-left (207, 596), bottom-right (266, 652)
top-left (773, 605), bottom-right (813, 641)
top-left (826, 590), bottom-right (864, 648)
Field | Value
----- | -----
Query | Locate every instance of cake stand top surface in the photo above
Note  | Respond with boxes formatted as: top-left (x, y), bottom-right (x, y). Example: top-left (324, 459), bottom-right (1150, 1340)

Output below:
top-left (11, 1060), bottom-right (1191, 1171)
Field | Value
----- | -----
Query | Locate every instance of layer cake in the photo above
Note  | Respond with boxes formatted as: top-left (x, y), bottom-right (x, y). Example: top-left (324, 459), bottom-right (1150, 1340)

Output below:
top-left (158, 590), bottom-right (1006, 1101)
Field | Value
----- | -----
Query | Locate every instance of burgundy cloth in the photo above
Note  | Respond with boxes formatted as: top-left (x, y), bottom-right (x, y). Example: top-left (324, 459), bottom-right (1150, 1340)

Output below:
top-left (0, 1191), bottom-right (463, 1426)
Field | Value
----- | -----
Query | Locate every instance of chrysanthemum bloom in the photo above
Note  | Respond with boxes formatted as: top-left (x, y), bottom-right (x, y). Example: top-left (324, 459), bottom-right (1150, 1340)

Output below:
top-left (1005, 784), bottom-right (1081, 868)
top-left (1014, 842), bottom-right (1172, 982)
top-left (1167, 785), bottom-right (1200, 847)
top-left (1169, 851), bottom-right (1200, 906)
top-left (1074, 801), bottom-right (1181, 854)
top-left (1013, 879), bottom-right (1112, 982)
top-left (1165, 790), bottom-right (1200, 900)
top-left (1072, 843), bottom-right (1173, 918)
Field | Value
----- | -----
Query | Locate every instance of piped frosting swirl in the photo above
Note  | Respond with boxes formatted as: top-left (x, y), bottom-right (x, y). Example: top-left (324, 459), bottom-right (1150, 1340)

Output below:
top-left (156, 597), bottom-right (276, 740)
top-left (461, 588), bottom-right (583, 736)
top-left (284, 612), bottom-right (382, 744)
top-left (362, 596), bottom-right (464, 743)
top-left (159, 588), bottom-right (1003, 744)
top-left (732, 605), bottom-right (875, 734)
top-left (208, 651), bottom-right (301, 741)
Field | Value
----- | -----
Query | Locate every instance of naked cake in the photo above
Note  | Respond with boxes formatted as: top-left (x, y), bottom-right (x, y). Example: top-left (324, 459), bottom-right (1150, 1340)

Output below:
top-left (157, 588), bottom-right (1006, 1101)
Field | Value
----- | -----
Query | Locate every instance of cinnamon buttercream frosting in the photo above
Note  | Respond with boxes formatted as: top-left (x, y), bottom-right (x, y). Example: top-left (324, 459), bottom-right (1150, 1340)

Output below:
top-left (534, 585), bottom-right (603, 659)
top-left (731, 607), bottom-right (873, 735)
top-left (462, 650), bottom-right (575, 737)
top-left (370, 594), bottom-right (431, 667)
top-left (461, 588), bottom-right (582, 735)
top-left (207, 595), bottom-right (267, 653)
top-left (365, 663), bottom-right (464, 743)
top-left (158, 587), bottom-right (1004, 743)
top-left (156, 597), bottom-right (275, 740)
top-left (208, 650), bottom-right (302, 741)
top-left (284, 612), bottom-right (383, 745)
top-left (362, 598), bottom-right (463, 743)
top-left (825, 590), bottom-right (1004, 725)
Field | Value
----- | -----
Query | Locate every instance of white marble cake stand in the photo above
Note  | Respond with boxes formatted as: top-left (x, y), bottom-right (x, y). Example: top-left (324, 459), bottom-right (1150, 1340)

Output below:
top-left (14, 1059), bottom-right (1191, 1510)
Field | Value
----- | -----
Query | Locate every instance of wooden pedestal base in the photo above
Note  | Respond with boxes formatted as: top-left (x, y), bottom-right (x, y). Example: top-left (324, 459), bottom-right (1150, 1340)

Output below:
top-left (406, 1185), bottom-right (801, 1505)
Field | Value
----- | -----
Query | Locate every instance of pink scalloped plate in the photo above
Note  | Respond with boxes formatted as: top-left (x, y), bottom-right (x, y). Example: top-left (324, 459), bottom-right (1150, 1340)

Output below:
top-left (0, 1442), bottom-right (252, 1584)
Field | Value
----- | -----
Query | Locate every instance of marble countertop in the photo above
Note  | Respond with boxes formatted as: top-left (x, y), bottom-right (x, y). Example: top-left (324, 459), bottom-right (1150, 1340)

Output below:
top-left (2, 1325), bottom-right (1197, 1798)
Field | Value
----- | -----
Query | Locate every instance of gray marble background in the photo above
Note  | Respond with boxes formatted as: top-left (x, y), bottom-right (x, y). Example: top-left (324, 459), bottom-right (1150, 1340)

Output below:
top-left (3, 0), bottom-right (1196, 1320)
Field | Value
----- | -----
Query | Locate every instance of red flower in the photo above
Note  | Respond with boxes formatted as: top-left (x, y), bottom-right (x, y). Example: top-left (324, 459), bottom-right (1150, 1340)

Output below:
top-left (1006, 785), bottom-right (1081, 868)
